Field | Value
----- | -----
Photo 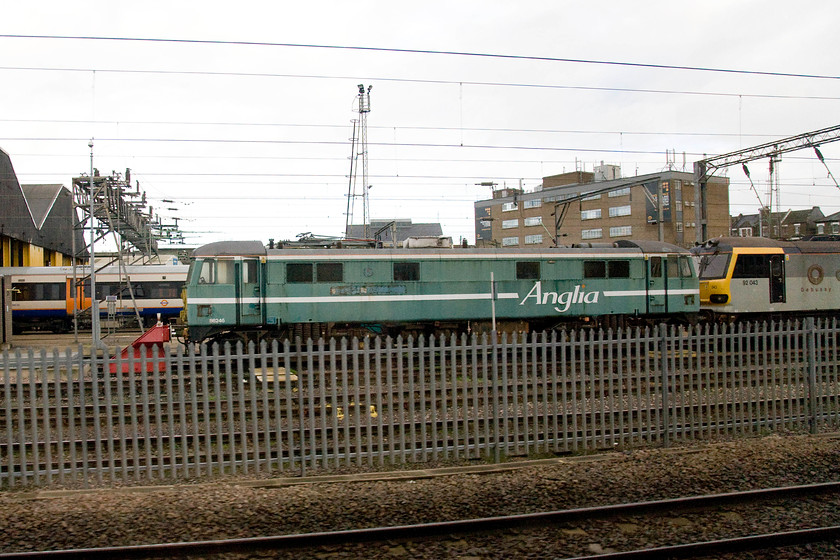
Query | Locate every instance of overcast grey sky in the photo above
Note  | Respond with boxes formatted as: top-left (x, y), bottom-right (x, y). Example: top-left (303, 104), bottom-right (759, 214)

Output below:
top-left (1, 0), bottom-right (838, 247)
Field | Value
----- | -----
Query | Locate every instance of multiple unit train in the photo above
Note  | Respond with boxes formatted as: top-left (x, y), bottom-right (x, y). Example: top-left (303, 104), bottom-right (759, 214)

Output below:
top-left (182, 239), bottom-right (699, 345)
top-left (0, 265), bottom-right (188, 333)
top-left (691, 236), bottom-right (840, 321)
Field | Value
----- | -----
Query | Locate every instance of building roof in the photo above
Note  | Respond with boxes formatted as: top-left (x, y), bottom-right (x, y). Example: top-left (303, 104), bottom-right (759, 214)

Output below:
top-left (346, 219), bottom-right (444, 244)
top-left (781, 206), bottom-right (823, 225)
top-left (816, 210), bottom-right (840, 222)
top-left (0, 147), bottom-right (86, 256)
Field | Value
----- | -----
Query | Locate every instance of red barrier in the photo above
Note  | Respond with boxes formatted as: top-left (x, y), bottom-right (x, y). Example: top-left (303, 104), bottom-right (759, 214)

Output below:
top-left (109, 324), bottom-right (171, 374)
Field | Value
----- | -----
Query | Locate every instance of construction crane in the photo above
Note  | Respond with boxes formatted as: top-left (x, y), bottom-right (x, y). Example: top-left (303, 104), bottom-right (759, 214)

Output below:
top-left (693, 124), bottom-right (840, 243)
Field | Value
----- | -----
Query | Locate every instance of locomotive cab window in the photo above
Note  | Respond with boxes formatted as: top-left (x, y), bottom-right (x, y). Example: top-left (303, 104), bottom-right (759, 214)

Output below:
top-left (394, 262), bottom-right (420, 281)
top-left (197, 259), bottom-right (234, 284)
top-left (516, 261), bottom-right (540, 280)
top-left (198, 260), bottom-right (215, 284)
top-left (679, 256), bottom-right (694, 278)
top-left (316, 262), bottom-right (343, 282)
top-left (667, 256), bottom-right (680, 277)
top-left (287, 263), bottom-right (313, 283)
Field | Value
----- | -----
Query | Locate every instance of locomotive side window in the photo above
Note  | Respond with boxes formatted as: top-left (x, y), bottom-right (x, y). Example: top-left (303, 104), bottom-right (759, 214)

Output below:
top-left (732, 254), bottom-right (769, 278)
top-left (650, 257), bottom-right (662, 277)
top-left (584, 261), bottom-right (607, 278)
top-left (608, 261), bottom-right (630, 278)
top-left (242, 260), bottom-right (258, 284)
top-left (585, 260), bottom-right (629, 279)
top-left (394, 262), bottom-right (420, 281)
top-left (287, 263), bottom-right (313, 283)
top-left (317, 262), bottom-right (343, 282)
top-left (516, 261), bottom-right (540, 280)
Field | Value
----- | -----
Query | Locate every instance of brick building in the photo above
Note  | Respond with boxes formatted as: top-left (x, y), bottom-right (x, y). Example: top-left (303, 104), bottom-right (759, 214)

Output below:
top-left (474, 167), bottom-right (730, 249)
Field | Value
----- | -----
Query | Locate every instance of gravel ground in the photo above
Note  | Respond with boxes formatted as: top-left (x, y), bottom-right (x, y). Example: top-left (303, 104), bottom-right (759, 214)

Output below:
top-left (2, 434), bottom-right (840, 558)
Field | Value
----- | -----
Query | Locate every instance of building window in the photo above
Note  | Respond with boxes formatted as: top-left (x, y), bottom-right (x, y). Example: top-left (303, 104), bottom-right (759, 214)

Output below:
top-left (502, 219), bottom-right (519, 229)
top-left (676, 222), bottom-right (684, 233)
top-left (609, 226), bottom-right (632, 237)
top-left (581, 209), bottom-right (602, 221)
top-left (608, 187), bottom-right (630, 198)
top-left (581, 192), bottom-right (601, 201)
top-left (502, 202), bottom-right (518, 212)
top-left (833, 222), bottom-right (840, 234)
top-left (794, 223), bottom-right (801, 235)
top-left (394, 262), bottom-right (420, 281)
top-left (502, 237), bottom-right (519, 246)
top-left (523, 199), bottom-right (542, 209)
top-left (581, 228), bottom-right (603, 240)
top-left (524, 216), bottom-right (542, 227)
top-left (738, 227), bottom-right (753, 237)
top-left (608, 205), bottom-right (631, 218)
top-left (524, 234), bottom-right (543, 245)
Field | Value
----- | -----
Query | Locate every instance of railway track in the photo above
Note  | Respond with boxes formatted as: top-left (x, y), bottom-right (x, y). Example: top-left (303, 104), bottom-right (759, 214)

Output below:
top-left (1, 482), bottom-right (837, 559)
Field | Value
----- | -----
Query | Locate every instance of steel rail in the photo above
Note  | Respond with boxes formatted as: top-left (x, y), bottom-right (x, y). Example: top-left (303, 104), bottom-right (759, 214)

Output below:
top-left (0, 481), bottom-right (838, 559)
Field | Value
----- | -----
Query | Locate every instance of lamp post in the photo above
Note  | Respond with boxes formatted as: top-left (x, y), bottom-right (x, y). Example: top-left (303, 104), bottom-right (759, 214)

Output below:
top-left (88, 139), bottom-right (103, 350)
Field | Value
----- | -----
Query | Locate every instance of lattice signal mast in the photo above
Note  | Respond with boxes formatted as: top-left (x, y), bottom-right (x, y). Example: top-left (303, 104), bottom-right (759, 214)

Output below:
top-left (345, 84), bottom-right (372, 239)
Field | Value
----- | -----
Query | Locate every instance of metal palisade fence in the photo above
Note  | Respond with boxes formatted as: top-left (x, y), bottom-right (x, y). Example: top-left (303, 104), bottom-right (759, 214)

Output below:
top-left (1, 318), bottom-right (839, 489)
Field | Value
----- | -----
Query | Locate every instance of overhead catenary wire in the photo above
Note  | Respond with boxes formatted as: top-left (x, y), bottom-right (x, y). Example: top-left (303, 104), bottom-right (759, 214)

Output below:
top-left (1, 33), bottom-right (838, 81)
top-left (1, 64), bottom-right (839, 102)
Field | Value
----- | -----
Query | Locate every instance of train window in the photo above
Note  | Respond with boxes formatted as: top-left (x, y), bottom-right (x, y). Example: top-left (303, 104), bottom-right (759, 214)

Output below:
top-left (242, 260), bottom-right (258, 284)
top-left (732, 254), bottom-right (770, 278)
top-left (145, 282), bottom-right (180, 299)
top-left (667, 256), bottom-right (680, 277)
top-left (287, 263), bottom-right (313, 283)
top-left (679, 257), bottom-right (694, 278)
top-left (608, 261), bottom-right (630, 278)
top-left (394, 262), bottom-right (420, 281)
top-left (697, 253), bottom-right (730, 279)
top-left (12, 282), bottom-right (65, 301)
top-left (650, 257), bottom-right (662, 278)
top-left (216, 260), bottom-right (235, 284)
top-left (198, 260), bottom-right (215, 284)
top-left (584, 261), bottom-right (607, 278)
top-left (317, 262), bottom-right (343, 282)
top-left (516, 261), bottom-right (540, 280)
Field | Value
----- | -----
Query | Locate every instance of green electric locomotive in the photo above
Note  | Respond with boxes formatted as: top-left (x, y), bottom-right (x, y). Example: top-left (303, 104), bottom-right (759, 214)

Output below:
top-left (182, 239), bottom-right (699, 345)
